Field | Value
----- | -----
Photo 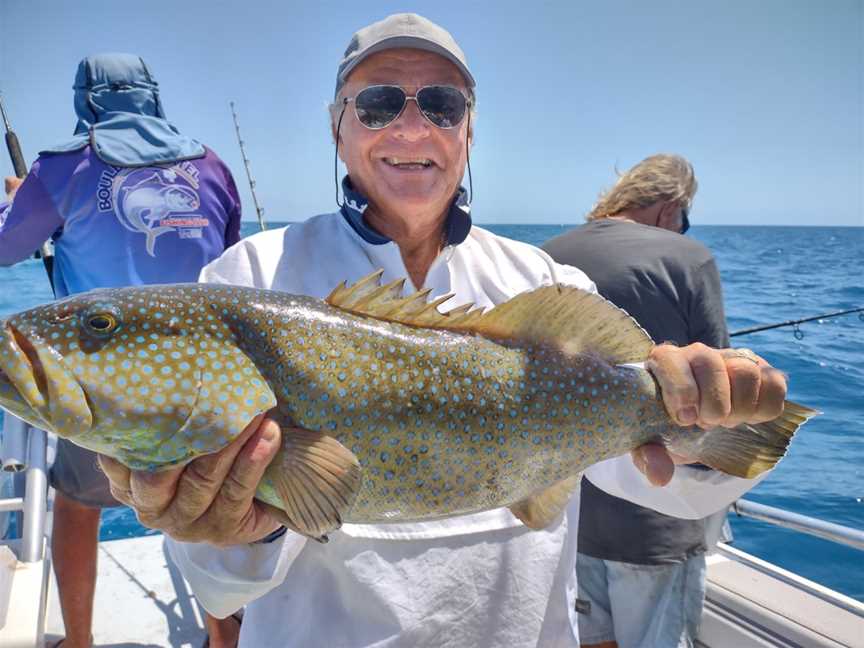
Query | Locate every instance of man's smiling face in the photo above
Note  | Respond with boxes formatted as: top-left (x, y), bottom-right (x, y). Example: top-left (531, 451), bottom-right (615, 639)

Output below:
top-left (335, 48), bottom-right (471, 221)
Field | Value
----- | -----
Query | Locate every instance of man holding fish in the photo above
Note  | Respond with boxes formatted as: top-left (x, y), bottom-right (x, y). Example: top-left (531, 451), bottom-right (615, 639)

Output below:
top-left (0, 14), bottom-right (809, 648)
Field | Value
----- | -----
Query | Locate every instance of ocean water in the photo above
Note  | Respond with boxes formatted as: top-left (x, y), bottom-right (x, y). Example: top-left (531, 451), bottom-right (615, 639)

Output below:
top-left (0, 223), bottom-right (861, 601)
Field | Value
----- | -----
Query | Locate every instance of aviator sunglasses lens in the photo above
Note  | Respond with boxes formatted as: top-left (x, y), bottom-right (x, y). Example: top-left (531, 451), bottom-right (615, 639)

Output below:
top-left (416, 86), bottom-right (467, 128)
top-left (354, 85), bottom-right (468, 129)
top-left (354, 86), bottom-right (409, 129)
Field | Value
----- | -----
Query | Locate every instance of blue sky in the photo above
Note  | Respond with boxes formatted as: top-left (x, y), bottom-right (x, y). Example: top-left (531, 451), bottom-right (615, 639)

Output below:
top-left (1, 0), bottom-right (861, 226)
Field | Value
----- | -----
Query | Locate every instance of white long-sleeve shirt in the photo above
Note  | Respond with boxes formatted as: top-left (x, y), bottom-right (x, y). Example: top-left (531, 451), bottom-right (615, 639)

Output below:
top-left (167, 212), bottom-right (763, 648)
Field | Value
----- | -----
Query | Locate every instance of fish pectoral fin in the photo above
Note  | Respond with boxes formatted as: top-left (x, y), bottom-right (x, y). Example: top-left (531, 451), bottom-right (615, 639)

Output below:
top-left (509, 475), bottom-right (580, 530)
top-left (269, 428), bottom-right (362, 540)
top-left (663, 400), bottom-right (819, 479)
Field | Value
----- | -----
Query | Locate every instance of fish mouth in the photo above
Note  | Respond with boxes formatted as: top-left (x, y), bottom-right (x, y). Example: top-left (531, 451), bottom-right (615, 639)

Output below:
top-left (0, 321), bottom-right (92, 437)
top-left (9, 324), bottom-right (49, 398)
top-left (0, 354), bottom-right (42, 428)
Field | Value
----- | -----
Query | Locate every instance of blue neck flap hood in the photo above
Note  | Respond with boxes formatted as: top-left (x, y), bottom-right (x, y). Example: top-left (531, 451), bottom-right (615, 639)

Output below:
top-left (40, 53), bottom-right (205, 167)
top-left (340, 176), bottom-right (472, 246)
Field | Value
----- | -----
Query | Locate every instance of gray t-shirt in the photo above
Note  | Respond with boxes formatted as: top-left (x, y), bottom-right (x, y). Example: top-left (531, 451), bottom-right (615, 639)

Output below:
top-left (542, 219), bottom-right (730, 564)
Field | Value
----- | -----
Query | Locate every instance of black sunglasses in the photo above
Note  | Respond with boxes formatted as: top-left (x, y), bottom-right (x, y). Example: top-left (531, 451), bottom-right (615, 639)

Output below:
top-left (343, 85), bottom-right (470, 130)
top-left (680, 207), bottom-right (690, 234)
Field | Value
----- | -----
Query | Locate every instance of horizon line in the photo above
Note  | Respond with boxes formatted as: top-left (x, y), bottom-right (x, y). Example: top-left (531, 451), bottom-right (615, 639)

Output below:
top-left (239, 221), bottom-right (864, 228)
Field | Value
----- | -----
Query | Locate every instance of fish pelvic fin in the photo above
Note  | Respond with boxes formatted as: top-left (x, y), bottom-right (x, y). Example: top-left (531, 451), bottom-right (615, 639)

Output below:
top-left (268, 428), bottom-right (362, 540)
top-left (326, 271), bottom-right (654, 364)
top-left (509, 475), bottom-right (581, 530)
top-left (664, 400), bottom-right (819, 479)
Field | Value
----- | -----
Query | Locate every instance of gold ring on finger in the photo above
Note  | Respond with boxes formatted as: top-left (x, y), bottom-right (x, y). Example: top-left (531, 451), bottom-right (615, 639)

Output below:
top-left (726, 348), bottom-right (761, 365)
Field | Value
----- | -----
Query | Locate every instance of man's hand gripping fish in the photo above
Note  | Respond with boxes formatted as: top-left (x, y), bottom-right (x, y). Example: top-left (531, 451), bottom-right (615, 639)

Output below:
top-left (0, 272), bottom-right (817, 540)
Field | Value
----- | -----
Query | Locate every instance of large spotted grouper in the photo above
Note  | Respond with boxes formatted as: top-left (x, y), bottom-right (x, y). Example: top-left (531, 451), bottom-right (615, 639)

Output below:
top-left (0, 272), bottom-right (816, 539)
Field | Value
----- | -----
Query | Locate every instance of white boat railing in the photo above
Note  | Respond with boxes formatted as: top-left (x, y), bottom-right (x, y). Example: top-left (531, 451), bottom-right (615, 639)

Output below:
top-left (1, 415), bottom-right (48, 563)
top-left (0, 414), bottom-right (27, 473)
top-left (732, 498), bottom-right (864, 551)
top-left (0, 416), bottom-right (50, 647)
top-left (726, 498), bottom-right (864, 619)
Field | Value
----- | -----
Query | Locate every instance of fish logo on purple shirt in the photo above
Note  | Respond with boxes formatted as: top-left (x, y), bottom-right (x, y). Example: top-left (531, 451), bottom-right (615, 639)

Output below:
top-left (99, 164), bottom-right (210, 257)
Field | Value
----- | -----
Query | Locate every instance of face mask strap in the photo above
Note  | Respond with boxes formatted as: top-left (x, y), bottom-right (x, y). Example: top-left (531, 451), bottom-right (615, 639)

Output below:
top-left (334, 99), bottom-right (348, 208)
top-left (465, 108), bottom-right (473, 206)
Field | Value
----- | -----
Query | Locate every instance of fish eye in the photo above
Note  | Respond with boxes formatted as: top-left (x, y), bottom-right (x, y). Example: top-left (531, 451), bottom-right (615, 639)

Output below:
top-left (83, 311), bottom-right (120, 337)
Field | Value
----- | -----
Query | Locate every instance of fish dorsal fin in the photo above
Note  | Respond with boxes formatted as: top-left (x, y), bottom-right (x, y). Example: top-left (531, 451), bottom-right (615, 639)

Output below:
top-left (327, 271), bottom-right (654, 364)
top-left (470, 284), bottom-right (655, 364)
top-left (326, 270), bottom-right (487, 329)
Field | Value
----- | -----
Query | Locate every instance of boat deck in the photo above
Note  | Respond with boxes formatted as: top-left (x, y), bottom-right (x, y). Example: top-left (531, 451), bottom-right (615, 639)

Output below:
top-left (701, 547), bottom-right (864, 647)
top-left (44, 535), bottom-right (206, 648)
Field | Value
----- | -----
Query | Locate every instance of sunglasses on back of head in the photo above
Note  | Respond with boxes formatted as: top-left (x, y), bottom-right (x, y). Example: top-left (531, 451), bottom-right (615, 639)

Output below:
top-left (343, 85), bottom-right (470, 130)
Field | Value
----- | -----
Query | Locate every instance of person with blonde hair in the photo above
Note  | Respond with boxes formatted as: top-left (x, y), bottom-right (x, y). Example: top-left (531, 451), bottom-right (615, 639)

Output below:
top-left (544, 153), bottom-right (727, 648)
top-left (586, 153), bottom-right (696, 229)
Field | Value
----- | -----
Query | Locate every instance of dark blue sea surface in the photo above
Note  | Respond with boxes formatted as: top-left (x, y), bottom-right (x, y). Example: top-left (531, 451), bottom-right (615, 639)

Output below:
top-left (1, 223), bottom-right (861, 601)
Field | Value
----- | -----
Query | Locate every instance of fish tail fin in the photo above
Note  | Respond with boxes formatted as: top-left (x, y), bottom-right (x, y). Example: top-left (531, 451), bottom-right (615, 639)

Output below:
top-left (665, 400), bottom-right (819, 479)
top-left (145, 226), bottom-right (173, 257)
top-left (267, 428), bottom-right (362, 541)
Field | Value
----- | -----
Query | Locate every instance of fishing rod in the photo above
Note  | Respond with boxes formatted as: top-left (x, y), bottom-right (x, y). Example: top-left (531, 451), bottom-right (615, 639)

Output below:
top-left (1, 93), bottom-right (54, 481)
top-left (730, 306), bottom-right (864, 340)
top-left (0, 91), bottom-right (55, 294)
top-left (229, 101), bottom-right (266, 232)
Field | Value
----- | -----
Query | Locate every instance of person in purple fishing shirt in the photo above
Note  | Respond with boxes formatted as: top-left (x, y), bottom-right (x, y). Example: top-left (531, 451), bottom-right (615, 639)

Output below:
top-left (0, 53), bottom-right (242, 648)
